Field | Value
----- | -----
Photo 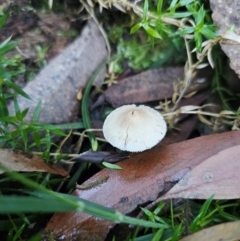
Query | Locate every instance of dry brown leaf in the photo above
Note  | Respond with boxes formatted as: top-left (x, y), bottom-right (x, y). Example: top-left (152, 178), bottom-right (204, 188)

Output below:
top-left (45, 131), bottom-right (240, 241)
top-left (104, 67), bottom-right (210, 108)
top-left (158, 144), bottom-right (240, 200)
top-left (0, 149), bottom-right (68, 176)
top-left (180, 221), bottom-right (240, 241)
top-left (8, 20), bottom-right (107, 124)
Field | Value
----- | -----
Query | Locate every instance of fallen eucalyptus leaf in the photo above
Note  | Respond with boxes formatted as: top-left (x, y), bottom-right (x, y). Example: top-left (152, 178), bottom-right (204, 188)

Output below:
top-left (158, 144), bottom-right (240, 200)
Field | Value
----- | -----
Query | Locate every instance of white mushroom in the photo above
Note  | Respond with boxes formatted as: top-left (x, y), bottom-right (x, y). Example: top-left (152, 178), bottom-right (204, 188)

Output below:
top-left (103, 104), bottom-right (167, 152)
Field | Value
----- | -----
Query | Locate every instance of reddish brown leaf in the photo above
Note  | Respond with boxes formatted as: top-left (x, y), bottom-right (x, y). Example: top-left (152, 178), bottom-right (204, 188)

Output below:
top-left (0, 149), bottom-right (68, 176)
top-left (180, 221), bottom-right (240, 241)
top-left (45, 131), bottom-right (240, 241)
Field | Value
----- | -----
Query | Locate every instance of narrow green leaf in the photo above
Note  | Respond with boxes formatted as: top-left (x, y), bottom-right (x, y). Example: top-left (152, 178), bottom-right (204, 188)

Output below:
top-left (32, 122), bottom-right (84, 130)
top-left (213, 86), bottom-right (234, 96)
top-left (16, 108), bottom-right (28, 121)
top-left (150, 35), bottom-right (155, 48)
top-left (143, 25), bottom-right (162, 39)
top-left (0, 14), bottom-right (7, 29)
top-left (169, 0), bottom-right (178, 9)
top-left (154, 20), bottom-right (172, 35)
top-left (152, 228), bottom-right (164, 241)
top-left (195, 5), bottom-right (205, 27)
top-left (20, 127), bottom-right (28, 151)
top-left (45, 130), bottom-right (51, 151)
top-left (0, 196), bottom-right (79, 213)
top-left (0, 214), bottom-right (39, 232)
top-left (141, 207), bottom-right (153, 217)
top-left (32, 101), bottom-right (42, 122)
top-left (33, 131), bottom-right (41, 149)
top-left (0, 40), bottom-right (19, 57)
top-left (82, 58), bottom-right (113, 151)
top-left (164, 11), bottom-right (192, 18)
top-left (190, 195), bottom-right (214, 231)
top-left (102, 161), bottom-right (122, 170)
top-left (12, 223), bottom-right (26, 241)
top-left (175, 26), bottom-right (195, 35)
top-left (0, 36), bottom-right (12, 48)
top-left (4, 80), bottom-right (31, 100)
top-left (179, 0), bottom-right (195, 6)
top-left (157, 0), bottom-right (163, 14)
top-left (143, 0), bottom-right (149, 21)
top-left (130, 23), bottom-right (142, 34)
top-left (201, 25), bottom-right (217, 39)
top-left (48, 128), bottom-right (66, 136)
top-left (13, 96), bottom-right (20, 115)
top-left (195, 32), bottom-right (202, 52)
top-left (0, 115), bottom-right (19, 122)
top-left (0, 166), bottom-right (170, 229)
top-left (0, 136), bottom-right (11, 143)
top-left (0, 96), bottom-right (9, 118)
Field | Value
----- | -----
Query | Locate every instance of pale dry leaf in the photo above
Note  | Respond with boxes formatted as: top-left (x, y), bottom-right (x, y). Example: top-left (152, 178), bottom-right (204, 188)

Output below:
top-left (195, 63), bottom-right (209, 69)
top-left (207, 47), bottom-right (214, 69)
top-left (222, 30), bottom-right (240, 44)
top-left (180, 221), bottom-right (240, 241)
top-left (179, 105), bottom-right (200, 112)
top-left (159, 144), bottom-right (240, 200)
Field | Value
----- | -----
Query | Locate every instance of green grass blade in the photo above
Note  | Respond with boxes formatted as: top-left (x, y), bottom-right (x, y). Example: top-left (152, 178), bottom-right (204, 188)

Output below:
top-left (143, 0), bottom-right (149, 21)
top-left (0, 195), bottom-right (169, 229)
top-left (32, 122), bottom-right (84, 130)
top-left (4, 80), bottom-right (31, 100)
top-left (0, 165), bottom-right (169, 229)
top-left (32, 101), bottom-right (42, 122)
top-left (81, 58), bottom-right (109, 151)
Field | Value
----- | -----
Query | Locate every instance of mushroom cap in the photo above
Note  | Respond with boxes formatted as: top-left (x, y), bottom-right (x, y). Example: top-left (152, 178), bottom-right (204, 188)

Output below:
top-left (103, 104), bottom-right (167, 152)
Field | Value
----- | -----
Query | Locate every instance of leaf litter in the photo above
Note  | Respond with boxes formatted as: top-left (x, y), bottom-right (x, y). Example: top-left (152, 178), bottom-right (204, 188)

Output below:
top-left (45, 131), bottom-right (240, 241)
top-left (2, 1), bottom-right (240, 240)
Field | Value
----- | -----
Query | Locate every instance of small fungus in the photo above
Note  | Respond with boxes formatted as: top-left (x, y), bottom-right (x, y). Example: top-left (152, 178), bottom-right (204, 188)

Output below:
top-left (103, 104), bottom-right (167, 152)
